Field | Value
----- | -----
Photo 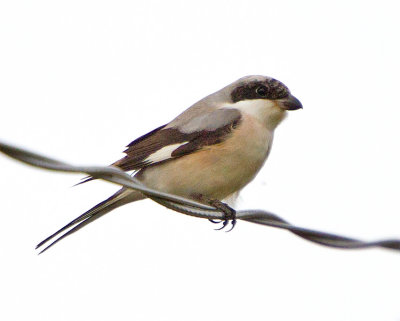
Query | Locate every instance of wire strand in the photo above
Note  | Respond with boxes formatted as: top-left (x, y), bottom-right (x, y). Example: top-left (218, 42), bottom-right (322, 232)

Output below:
top-left (1, 140), bottom-right (400, 252)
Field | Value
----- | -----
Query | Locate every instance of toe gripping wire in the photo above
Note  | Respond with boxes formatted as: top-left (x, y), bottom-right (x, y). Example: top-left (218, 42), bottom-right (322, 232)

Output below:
top-left (1, 140), bottom-right (400, 252)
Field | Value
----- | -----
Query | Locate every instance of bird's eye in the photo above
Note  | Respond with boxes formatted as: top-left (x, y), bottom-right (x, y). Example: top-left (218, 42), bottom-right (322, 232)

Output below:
top-left (256, 86), bottom-right (268, 97)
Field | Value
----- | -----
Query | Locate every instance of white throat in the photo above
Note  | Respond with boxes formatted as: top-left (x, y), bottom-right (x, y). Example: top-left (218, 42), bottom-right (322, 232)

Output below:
top-left (221, 99), bottom-right (287, 130)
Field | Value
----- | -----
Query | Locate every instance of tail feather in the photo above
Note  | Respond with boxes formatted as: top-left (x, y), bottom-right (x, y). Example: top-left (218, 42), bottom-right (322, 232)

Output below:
top-left (73, 175), bottom-right (95, 186)
top-left (36, 188), bottom-right (146, 253)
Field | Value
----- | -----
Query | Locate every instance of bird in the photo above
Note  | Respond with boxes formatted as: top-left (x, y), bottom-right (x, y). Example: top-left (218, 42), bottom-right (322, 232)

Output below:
top-left (36, 75), bottom-right (302, 253)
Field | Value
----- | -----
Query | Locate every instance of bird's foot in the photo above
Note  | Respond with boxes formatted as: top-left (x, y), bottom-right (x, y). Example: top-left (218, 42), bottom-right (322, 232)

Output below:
top-left (202, 197), bottom-right (236, 232)
top-left (191, 194), bottom-right (237, 231)
top-left (209, 217), bottom-right (237, 232)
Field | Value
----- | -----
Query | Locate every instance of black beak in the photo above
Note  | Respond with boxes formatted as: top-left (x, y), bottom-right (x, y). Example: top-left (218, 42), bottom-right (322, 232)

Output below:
top-left (279, 95), bottom-right (303, 110)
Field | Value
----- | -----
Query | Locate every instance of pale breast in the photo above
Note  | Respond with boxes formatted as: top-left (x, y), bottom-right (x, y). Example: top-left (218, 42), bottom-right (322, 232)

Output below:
top-left (138, 114), bottom-right (273, 200)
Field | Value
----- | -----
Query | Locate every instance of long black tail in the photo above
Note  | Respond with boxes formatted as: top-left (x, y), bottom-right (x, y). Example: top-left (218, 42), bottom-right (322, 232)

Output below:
top-left (36, 188), bottom-right (146, 254)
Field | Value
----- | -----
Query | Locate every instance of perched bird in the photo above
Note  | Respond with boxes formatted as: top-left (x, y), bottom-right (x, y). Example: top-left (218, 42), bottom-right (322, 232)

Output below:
top-left (37, 75), bottom-right (302, 252)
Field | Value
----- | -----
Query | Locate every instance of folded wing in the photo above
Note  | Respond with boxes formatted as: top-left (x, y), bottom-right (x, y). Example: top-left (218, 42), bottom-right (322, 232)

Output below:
top-left (112, 108), bottom-right (242, 172)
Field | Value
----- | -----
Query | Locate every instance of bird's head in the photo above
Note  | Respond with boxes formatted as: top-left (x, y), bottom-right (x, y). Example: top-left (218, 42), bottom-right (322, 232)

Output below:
top-left (224, 75), bottom-right (302, 129)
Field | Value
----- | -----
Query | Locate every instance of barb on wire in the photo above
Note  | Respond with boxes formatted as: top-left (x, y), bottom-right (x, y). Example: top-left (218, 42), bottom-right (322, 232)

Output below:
top-left (1, 140), bottom-right (400, 252)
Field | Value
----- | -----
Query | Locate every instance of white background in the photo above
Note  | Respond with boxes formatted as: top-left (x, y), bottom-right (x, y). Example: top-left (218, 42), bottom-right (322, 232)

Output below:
top-left (1, 1), bottom-right (400, 320)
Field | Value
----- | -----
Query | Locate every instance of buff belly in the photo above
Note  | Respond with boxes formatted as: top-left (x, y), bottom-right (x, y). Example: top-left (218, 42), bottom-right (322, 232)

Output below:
top-left (137, 114), bottom-right (273, 200)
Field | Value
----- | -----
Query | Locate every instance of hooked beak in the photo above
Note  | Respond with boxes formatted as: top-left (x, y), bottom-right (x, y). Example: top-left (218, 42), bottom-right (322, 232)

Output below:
top-left (278, 94), bottom-right (303, 110)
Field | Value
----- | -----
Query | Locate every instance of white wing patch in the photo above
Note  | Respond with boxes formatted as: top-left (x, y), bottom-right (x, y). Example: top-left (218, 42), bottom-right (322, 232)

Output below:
top-left (143, 142), bottom-right (188, 164)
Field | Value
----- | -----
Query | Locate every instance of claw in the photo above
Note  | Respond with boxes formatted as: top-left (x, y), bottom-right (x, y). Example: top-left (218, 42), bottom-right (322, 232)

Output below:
top-left (214, 220), bottom-right (229, 230)
top-left (225, 219), bottom-right (236, 232)
top-left (212, 218), bottom-right (237, 231)
top-left (209, 219), bottom-right (223, 224)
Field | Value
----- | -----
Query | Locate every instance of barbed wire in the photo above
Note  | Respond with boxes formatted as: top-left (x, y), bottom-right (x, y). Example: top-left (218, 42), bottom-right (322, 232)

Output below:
top-left (1, 140), bottom-right (400, 252)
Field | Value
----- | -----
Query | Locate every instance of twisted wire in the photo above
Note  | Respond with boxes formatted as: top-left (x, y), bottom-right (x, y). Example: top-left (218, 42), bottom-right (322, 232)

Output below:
top-left (1, 140), bottom-right (399, 252)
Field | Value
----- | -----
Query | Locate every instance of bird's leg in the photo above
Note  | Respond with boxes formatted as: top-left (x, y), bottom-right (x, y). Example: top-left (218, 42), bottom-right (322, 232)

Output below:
top-left (192, 194), bottom-right (237, 231)
top-left (208, 198), bottom-right (236, 231)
